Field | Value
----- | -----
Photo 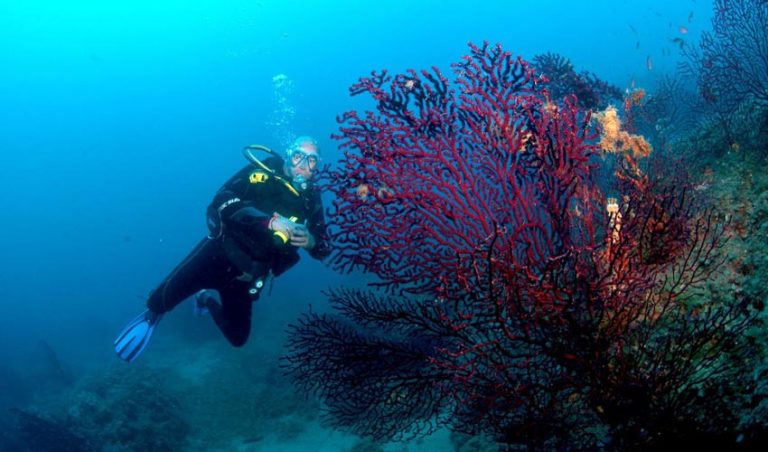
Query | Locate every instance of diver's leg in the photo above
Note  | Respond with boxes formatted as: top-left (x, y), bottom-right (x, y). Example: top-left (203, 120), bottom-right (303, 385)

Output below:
top-left (206, 279), bottom-right (257, 347)
top-left (115, 238), bottom-right (231, 362)
top-left (146, 238), bottom-right (229, 314)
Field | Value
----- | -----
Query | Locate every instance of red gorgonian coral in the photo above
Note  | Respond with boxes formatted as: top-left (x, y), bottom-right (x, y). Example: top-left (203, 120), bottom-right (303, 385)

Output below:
top-left (285, 42), bottom-right (760, 448)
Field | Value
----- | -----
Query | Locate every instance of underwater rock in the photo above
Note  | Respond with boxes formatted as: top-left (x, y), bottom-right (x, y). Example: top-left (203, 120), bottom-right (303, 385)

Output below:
top-left (8, 408), bottom-right (92, 452)
top-left (31, 364), bottom-right (189, 451)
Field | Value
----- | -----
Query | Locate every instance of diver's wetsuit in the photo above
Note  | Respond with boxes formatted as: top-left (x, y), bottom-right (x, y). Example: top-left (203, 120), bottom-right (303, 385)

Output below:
top-left (146, 156), bottom-right (329, 346)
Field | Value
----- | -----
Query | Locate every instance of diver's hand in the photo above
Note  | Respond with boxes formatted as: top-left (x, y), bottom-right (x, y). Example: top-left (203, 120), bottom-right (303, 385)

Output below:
top-left (289, 224), bottom-right (316, 249)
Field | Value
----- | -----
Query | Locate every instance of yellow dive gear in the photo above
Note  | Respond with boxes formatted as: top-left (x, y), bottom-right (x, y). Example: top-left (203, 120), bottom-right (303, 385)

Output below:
top-left (249, 171), bottom-right (269, 184)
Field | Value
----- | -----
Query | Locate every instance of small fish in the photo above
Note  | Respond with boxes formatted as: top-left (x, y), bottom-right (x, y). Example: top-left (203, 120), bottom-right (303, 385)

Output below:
top-left (688, 11), bottom-right (694, 22)
top-left (672, 37), bottom-right (686, 49)
top-left (679, 25), bottom-right (688, 33)
top-left (646, 55), bottom-right (653, 71)
top-left (628, 23), bottom-right (638, 35)
top-left (635, 41), bottom-right (640, 49)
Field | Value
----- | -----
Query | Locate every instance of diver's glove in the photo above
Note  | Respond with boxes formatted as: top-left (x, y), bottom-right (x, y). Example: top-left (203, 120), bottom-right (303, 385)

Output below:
top-left (269, 213), bottom-right (298, 245)
top-left (269, 214), bottom-right (316, 249)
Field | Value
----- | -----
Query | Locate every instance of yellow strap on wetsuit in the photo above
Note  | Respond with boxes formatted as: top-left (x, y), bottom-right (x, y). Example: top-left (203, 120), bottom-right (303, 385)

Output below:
top-left (243, 144), bottom-right (301, 197)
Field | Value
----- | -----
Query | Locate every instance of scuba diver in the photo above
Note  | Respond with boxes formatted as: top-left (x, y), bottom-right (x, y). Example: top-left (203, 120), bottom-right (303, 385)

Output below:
top-left (114, 136), bottom-right (330, 362)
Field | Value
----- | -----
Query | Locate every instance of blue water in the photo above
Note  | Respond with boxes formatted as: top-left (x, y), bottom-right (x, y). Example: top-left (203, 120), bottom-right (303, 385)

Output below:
top-left (0, 0), bottom-right (715, 448)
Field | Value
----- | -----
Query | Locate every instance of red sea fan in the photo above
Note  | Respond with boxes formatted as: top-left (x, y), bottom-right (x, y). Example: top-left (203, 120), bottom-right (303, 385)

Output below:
top-left (285, 42), bottom-right (761, 448)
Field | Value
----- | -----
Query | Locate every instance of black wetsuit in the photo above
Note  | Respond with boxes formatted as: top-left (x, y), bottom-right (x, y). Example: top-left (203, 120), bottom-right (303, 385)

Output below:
top-left (146, 156), bottom-right (330, 346)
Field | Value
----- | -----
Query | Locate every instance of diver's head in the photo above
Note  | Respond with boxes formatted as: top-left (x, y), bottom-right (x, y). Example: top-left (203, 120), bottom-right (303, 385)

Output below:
top-left (284, 135), bottom-right (320, 189)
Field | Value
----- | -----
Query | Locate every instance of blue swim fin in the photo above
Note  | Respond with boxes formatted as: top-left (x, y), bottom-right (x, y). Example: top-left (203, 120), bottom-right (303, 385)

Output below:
top-left (114, 309), bottom-right (162, 362)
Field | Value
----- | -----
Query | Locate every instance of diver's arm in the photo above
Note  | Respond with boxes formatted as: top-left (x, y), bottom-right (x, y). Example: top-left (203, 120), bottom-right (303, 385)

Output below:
top-left (206, 166), bottom-right (271, 237)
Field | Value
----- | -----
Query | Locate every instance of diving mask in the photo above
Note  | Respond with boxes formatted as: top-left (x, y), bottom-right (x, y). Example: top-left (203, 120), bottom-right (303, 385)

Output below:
top-left (290, 150), bottom-right (319, 170)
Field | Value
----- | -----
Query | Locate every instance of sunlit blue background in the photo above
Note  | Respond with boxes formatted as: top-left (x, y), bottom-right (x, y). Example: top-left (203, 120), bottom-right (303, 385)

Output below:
top-left (0, 0), bottom-right (711, 377)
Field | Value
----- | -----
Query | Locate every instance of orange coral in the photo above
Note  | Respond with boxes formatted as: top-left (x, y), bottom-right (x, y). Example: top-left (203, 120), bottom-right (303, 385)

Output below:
top-left (355, 183), bottom-right (394, 202)
top-left (595, 105), bottom-right (622, 149)
top-left (624, 87), bottom-right (646, 109)
top-left (593, 105), bottom-right (652, 158)
top-left (356, 183), bottom-right (370, 199)
top-left (626, 134), bottom-right (652, 158)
